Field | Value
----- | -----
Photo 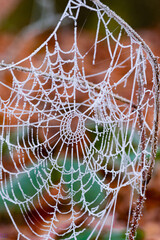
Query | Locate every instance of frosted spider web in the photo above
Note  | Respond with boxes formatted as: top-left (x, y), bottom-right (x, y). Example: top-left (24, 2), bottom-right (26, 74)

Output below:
top-left (0, 0), bottom-right (159, 239)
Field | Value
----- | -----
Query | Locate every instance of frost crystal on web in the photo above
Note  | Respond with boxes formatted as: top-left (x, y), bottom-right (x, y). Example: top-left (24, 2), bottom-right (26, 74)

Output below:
top-left (0, 0), bottom-right (159, 240)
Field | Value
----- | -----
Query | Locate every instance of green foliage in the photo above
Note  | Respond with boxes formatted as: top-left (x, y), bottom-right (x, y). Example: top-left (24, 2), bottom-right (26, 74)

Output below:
top-left (0, 0), bottom-right (159, 33)
top-left (0, 160), bottom-right (51, 213)
top-left (63, 159), bottom-right (106, 210)
top-left (0, 125), bottom-right (147, 238)
top-left (54, 0), bottom-right (160, 29)
top-left (0, 0), bottom-right (35, 32)
top-left (59, 227), bottom-right (144, 239)
top-left (102, 0), bottom-right (160, 28)
top-left (155, 148), bottom-right (160, 161)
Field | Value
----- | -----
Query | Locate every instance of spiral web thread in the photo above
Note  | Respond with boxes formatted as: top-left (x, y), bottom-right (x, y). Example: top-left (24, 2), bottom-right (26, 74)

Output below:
top-left (0, 0), bottom-right (159, 239)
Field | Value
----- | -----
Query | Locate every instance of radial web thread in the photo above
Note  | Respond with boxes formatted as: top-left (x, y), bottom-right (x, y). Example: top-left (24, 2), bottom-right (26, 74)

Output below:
top-left (0, 0), bottom-right (159, 240)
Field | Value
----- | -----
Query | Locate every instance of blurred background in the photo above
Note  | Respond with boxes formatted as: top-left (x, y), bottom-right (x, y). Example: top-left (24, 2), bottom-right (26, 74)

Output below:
top-left (0, 0), bottom-right (160, 239)
top-left (0, 0), bottom-right (160, 60)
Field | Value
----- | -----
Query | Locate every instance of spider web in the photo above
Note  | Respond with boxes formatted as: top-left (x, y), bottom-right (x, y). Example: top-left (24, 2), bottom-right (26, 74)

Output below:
top-left (0, 0), bottom-right (159, 239)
